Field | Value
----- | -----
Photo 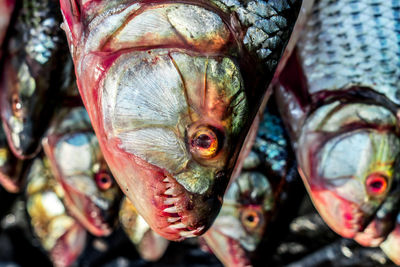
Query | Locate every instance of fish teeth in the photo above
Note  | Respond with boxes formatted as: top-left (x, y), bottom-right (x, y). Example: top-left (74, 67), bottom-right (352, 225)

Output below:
top-left (164, 198), bottom-right (179, 205)
top-left (179, 226), bottom-right (204, 237)
top-left (164, 187), bottom-right (177, 196)
top-left (169, 223), bottom-right (187, 229)
top-left (167, 217), bottom-right (180, 223)
top-left (163, 177), bottom-right (171, 183)
top-left (164, 206), bottom-right (178, 213)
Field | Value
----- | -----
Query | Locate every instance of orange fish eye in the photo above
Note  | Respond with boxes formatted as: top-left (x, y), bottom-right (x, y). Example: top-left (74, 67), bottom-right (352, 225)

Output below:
top-left (190, 127), bottom-right (219, 159)
top-left (241, 209), bottom-right (261, 231)
top-left (366, 173), bottom-right (388, 196)
top-left (11, 93), bottom-right (23, 118)
top-left (95, 171), bottom-right (113, 191)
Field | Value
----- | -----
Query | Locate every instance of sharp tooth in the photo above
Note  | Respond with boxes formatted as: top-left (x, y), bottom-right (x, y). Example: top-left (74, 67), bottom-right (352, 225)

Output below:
top-left (163, 177), bottom-right (170, 183)
top-left (169, 223), bottom-right (187, 229)
top-left (164, 198), bottom-right (179, 205)
top-left (179, 230), bottom-right (198, 238)
top-left (164, 188), bottom-right (176, 196)
top-left (163, 206), bottom-right (178, 213)
top-left (167, 217), bottom-right (180, 223)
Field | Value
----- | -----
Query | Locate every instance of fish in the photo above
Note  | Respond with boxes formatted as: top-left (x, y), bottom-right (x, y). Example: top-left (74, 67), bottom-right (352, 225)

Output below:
top-left (42, 106), bottom-right (123, 236)
top-left (0, 0), bottom-right (69, 159)
top-left (60, 0), bottom-right (301, 241)
top-left (203, 171), bottom-right (274, 267)
top-left (275, 0), bottom-right (400, 255)
top-left (26, 157), bottom-right (87, 267)
top-left (119, 197), bottom-right (169, 262)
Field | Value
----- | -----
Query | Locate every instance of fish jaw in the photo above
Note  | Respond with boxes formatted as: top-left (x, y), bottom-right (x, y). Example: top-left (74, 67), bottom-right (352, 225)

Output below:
top-left (50, 222), bottom-right (87, 267)
top-left (108, 143), bottom-right (222, 241)
top-left (203, 230), bottom-right (251, 267)
top-left (119, 197), bottom-right (169, 262)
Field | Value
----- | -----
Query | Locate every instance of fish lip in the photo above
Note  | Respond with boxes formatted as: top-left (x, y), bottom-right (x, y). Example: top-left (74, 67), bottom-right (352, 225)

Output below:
top-left (60, 179), bottom-right (113, 236)
top-left (204, 229), bottom-right (251, 267)
top-left (308, 186), bottom-right (364, 239)
top-left (157, 173), bottom-right (206, 241)
top-left (1, 121), bottom-right (40, 159)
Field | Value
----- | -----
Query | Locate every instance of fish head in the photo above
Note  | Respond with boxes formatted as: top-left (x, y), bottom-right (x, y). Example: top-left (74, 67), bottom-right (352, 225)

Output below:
top-left (119, 197), bottom-right (169, 262)
top-left (0, 2), bottom-right (67, 159)
top-left (60, 1), bottom-right (253, 240)
top-left (43, 107), bottom-right (122, 236)
top-left (45, 131), bottom-right (122, 236)
top-left (203, 171), bottom-right (274, 266)
top-left (26, 158), bottom-right (87, 267)
top-left (297, 101), bottom-right (400, 239)
top-left (1, 58), bottom-right (42, 158)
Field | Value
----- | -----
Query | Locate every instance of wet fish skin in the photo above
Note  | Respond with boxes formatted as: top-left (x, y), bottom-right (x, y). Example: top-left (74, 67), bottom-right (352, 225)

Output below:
top-left (119, 197), bottom-right (169, 262)
top-left (26, 157), bottom-right (87, 267)
top-left (60, 0), bottom-right (301, 241)
top-left (0, 0), bottom-right (69, 159)
top-left (275, 0), bottom-right (400, 256)
top-left (42, 106), bottom-right (123, 237)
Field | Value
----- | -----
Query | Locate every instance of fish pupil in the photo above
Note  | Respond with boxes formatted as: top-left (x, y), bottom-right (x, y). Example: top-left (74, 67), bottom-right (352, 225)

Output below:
top-left (370, 180), bottom-right (383, 190)
top-left (246, 215), bottom-right (255, 222)
top-left (194, 134), bottom-right (212, 149)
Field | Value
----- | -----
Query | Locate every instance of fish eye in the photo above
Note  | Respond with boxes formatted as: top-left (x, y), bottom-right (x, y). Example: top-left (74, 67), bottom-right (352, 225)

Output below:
top-left (366, 173), bottom-right (388, 196)
top-left (95, 171), bottom-right (113, 191)
top-left (189, 126), bottom-right (220, 159)
top-left (11, 93), bottom-right (23, 118)
top-left (241, 209), bottom-right (261, 231)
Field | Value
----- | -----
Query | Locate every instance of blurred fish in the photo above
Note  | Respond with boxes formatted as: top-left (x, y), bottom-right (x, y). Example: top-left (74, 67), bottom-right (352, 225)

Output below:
top-left (60, 0), bottom-right (301, 241)
top-left (43, 107), bottom-right (122, 236)
top-left (275, 0), bottom-right (400, 256)
top-left (26, 157), bottom-right (87, 267)
top-left (203, 171), bottom-right (274, 267)
top-left (0, 0), bottom-right (69, 159)
top-left (119, 197), bottom-right (169, 262)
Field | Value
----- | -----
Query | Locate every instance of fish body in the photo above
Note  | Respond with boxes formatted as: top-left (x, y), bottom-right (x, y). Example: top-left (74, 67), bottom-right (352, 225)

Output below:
top-left (60, 0), bottom-right (301, 241)
top-left (42, 106), bottom-right (122, 236)
top-left (119, 197), bottom-right (169, 262)
top-left (275, 0), bottom-right (400, 258)
top-left (26, 157), bottom-right (87, 267)
top-left (0, 0), bottom-right (69, 159)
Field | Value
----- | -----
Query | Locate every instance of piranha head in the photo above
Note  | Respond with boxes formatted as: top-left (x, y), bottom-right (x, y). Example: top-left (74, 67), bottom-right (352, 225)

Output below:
top-left (26, 158), bottom-right (87, 267)
top-left (119, 197), bottom-right (169, 262)
top-left (297, 101), bottom-right (400, 241)
top-left (43, 107), bottom-right (122, 236)
top-left (59, 0), bottom-right (254, 240)
top-left (203, 171), bottom-right (274, 266)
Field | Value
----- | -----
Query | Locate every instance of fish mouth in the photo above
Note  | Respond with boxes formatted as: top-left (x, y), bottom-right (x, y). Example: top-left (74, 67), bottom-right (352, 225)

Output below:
top-left (159, 175), bottom-right (205, 239)
top-left (308, 187), bottom-right (365, 239)
top-left (60, 180), bottom-right (113, 236)
top-left (203, 229), bottom-right (251, 267)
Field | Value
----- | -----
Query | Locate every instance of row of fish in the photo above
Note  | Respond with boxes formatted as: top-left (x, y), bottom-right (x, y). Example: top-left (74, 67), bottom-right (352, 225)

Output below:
top-left (1, 0), bottom-right (400, 266)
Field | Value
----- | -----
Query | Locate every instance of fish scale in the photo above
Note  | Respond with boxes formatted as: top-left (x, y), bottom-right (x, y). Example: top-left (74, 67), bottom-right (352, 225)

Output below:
top-left (298, 0), bottom-right (400, 104)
